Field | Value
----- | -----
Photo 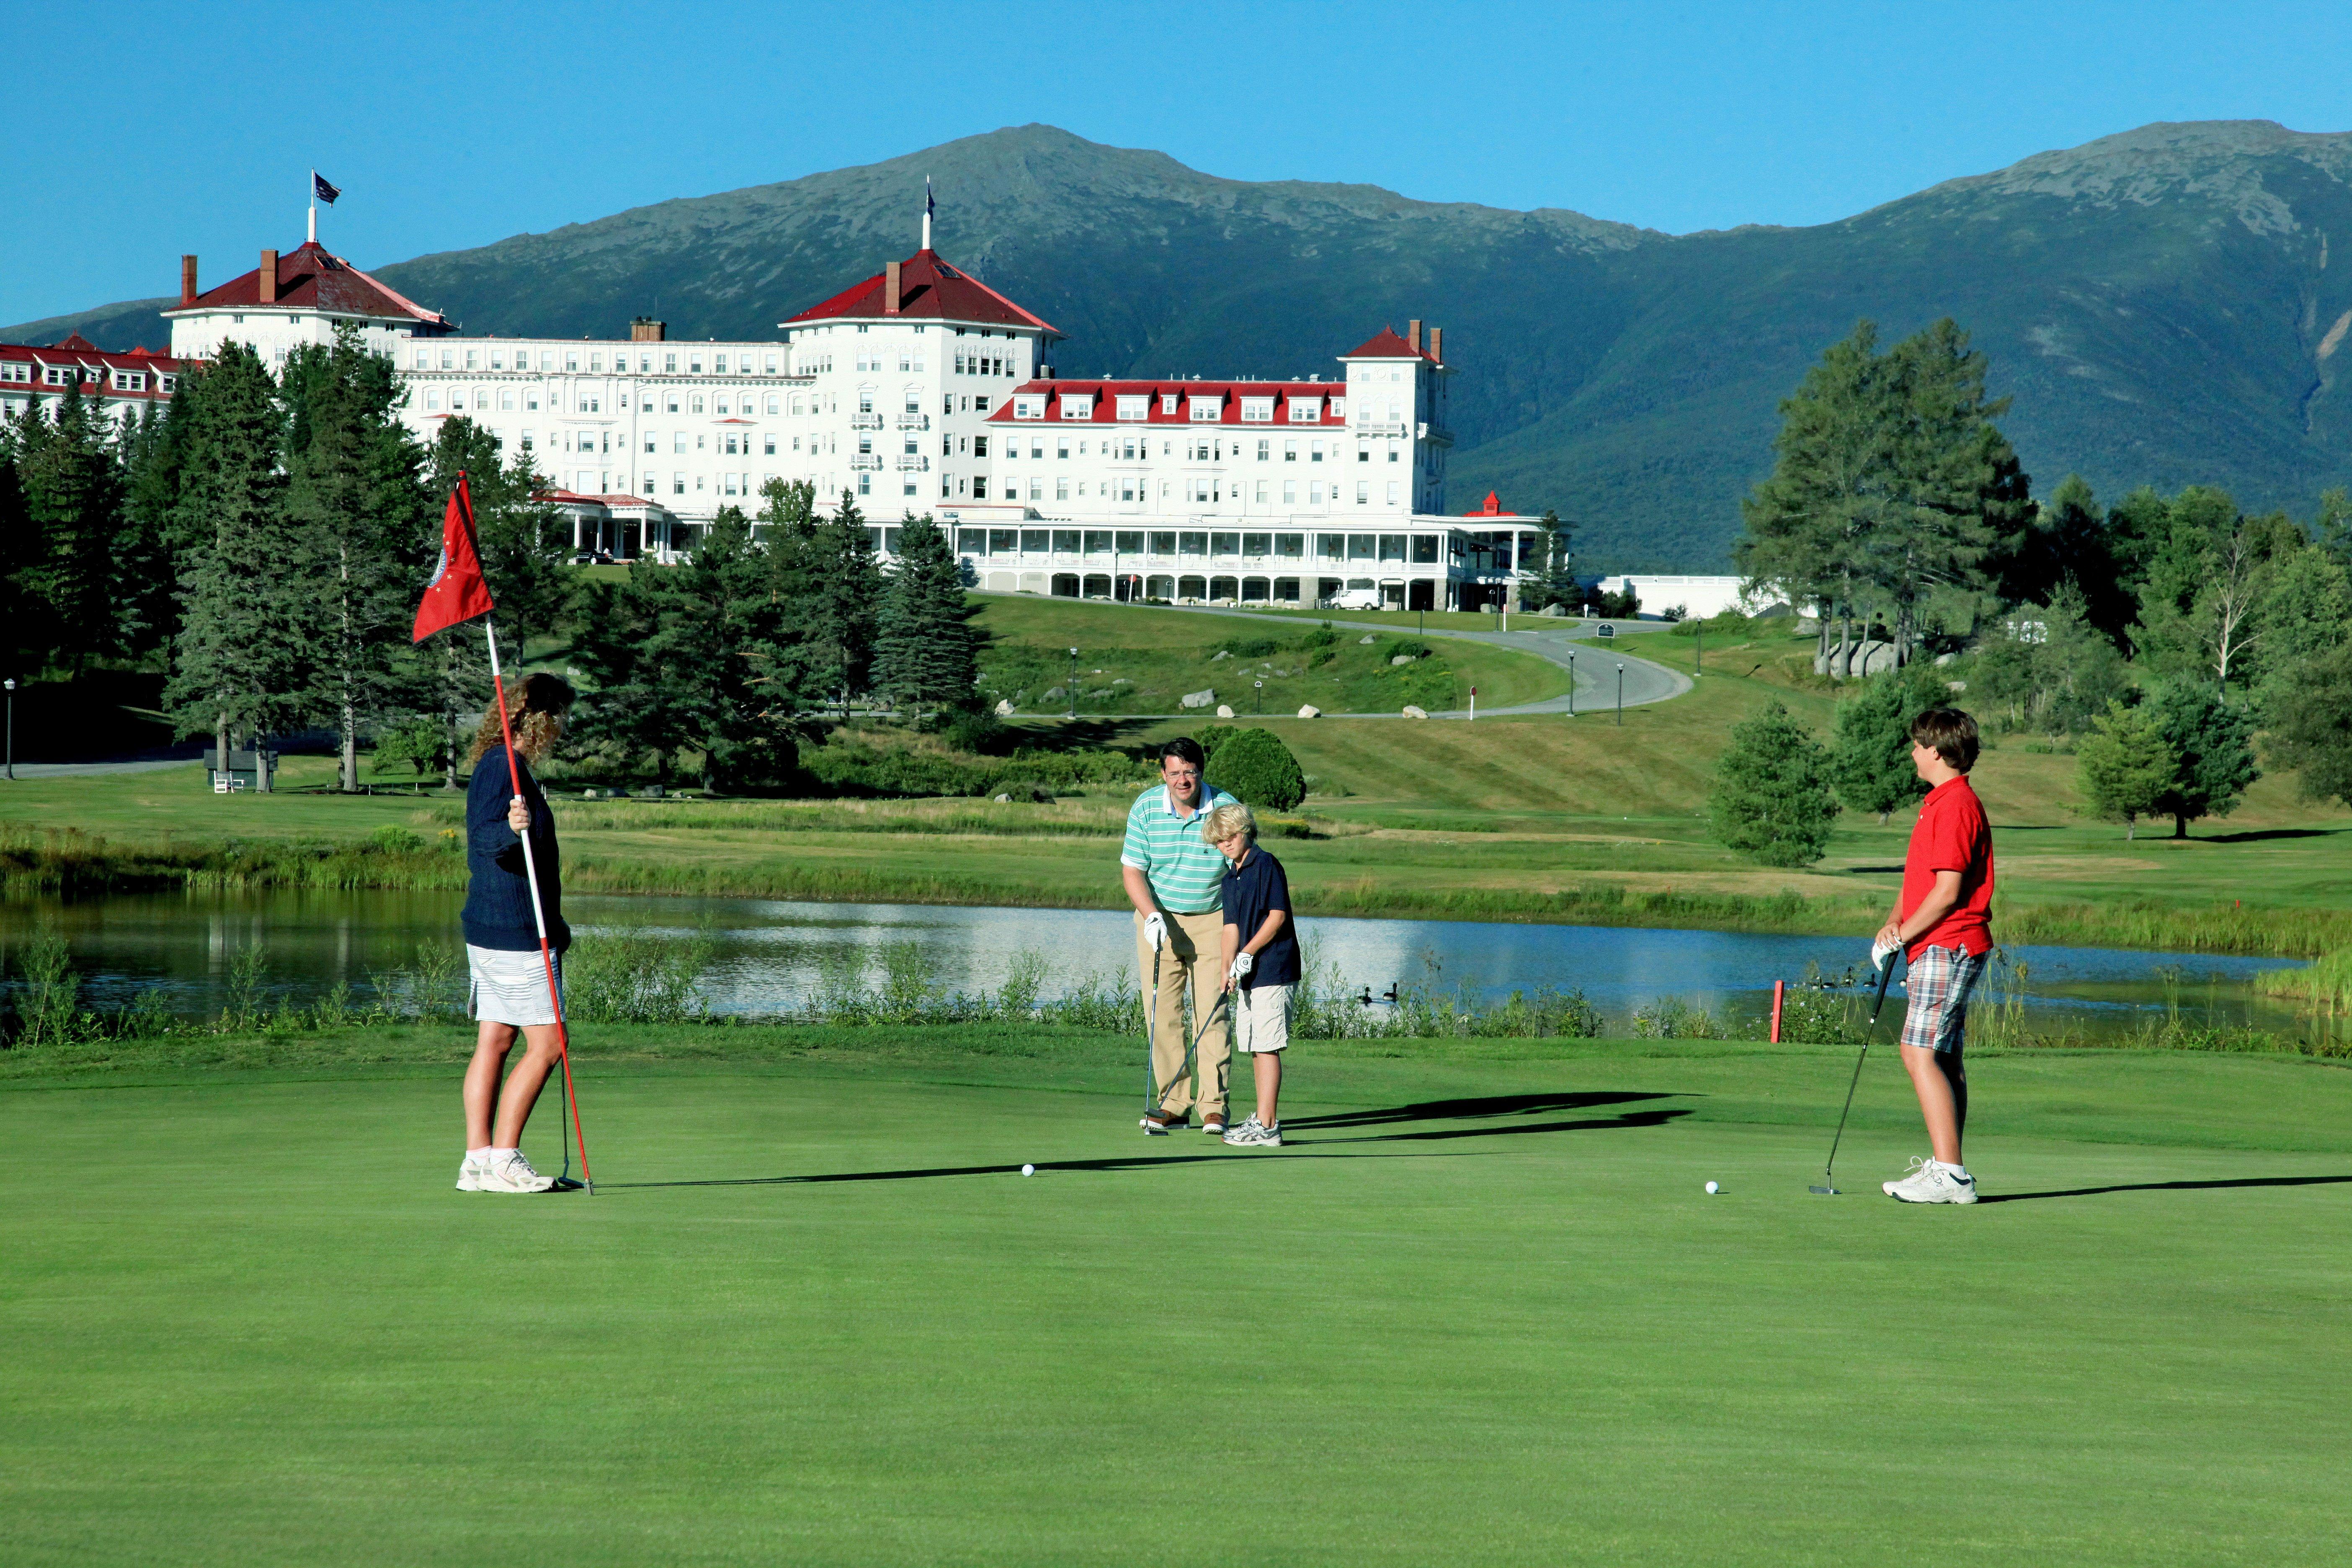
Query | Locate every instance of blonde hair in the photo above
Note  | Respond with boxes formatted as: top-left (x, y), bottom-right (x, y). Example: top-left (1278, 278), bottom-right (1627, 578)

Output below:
top-left (1200, 802), bottom-right (1257, 845)
top-left (465, 673), bottom-right (575, 768)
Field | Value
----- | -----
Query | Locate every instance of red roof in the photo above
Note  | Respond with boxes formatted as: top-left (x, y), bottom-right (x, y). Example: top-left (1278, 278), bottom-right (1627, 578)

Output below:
top-left (2, 338), bottom-right (184, 401)
top-left (1341, 327), bottom-right (1435, 362)
top-left (1465, 491), bottom-right (1521, 518)
top-left (539, 490), bottom-right (660, 508)
top-left (985, 379), bottom-right (1350, 429)
top-left (165, 240), bottom-right (450, 328)
top-left (786, 248), bottom-right (1058, 334)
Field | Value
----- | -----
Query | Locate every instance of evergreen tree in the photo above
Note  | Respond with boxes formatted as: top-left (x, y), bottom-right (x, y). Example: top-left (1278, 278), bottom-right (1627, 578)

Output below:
top-left (2265, 641), bottom-right (2352, 809)
top-left (805, 489), bottom-right (882, 712)
top-left (673, 504), bottom-right (807, 788)
top-left (2252, 542), bottom-right (2352, 714)
top-left (117, 398), bottom-right (189, 662)
top-left (162, 344), bottom-right (308, 786)
top-left (13, 382), bottom-right (129, 676)
top-left (428, 418), bottom-right (570, 655)
top-left (2075, 700), bottom-right (2174, 839)
top-left (875, 513), bottom-right (976, 717)
top-left (1828, 665), bottom-right (1941, 824)
top-left (1707, 700), bottom-right (1841, 866)
top-left (0, 437), bottom-right (31, 678)
top-left (1964, 584), bottom-right (2129, 736)
top-left (285, 332), bottom-right (433, 791)
top-left (2146, 682), bottom-right (2259, 839)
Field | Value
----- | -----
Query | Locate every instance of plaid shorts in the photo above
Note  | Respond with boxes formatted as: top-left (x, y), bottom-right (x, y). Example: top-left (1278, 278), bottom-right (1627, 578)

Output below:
top-left (1900, 945), bottom-right (1987, 1055)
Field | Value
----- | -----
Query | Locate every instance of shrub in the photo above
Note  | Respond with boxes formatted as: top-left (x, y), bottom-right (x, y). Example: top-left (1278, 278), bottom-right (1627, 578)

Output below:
top-left (1707, 700), bottom-right (1841, 866)
top-left (1233, 637), bottom-right (1279, 658)
top-left (1207, 727), bottom-right (1307, 810)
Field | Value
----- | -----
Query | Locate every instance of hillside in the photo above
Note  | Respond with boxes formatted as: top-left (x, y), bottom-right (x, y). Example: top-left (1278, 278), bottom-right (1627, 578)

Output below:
top-left (16, 121), bottom-right (2349, 570)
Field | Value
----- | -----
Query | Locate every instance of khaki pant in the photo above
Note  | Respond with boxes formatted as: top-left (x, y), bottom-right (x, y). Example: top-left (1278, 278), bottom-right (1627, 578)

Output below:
top-left (1137, 908), bottom-right (1230, 1117)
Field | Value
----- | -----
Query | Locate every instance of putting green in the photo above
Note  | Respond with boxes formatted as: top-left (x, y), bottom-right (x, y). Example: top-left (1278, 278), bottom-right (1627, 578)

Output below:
top-left (5, 1033), bottom-right (2348, 1565)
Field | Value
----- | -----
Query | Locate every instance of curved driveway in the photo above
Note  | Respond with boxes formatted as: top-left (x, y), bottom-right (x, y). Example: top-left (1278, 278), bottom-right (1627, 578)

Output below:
top-left (1147, 605), bottom-right (1692, 719)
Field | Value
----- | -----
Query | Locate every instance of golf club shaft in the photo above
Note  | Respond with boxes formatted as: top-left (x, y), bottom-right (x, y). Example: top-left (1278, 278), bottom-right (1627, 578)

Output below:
top-left (1143, 941), bottom-right (1162, 1113)
top-left (1822, 954), bottom-right (1900, 1184)
top-left (1154, 986), bottom-right (1229, 1109)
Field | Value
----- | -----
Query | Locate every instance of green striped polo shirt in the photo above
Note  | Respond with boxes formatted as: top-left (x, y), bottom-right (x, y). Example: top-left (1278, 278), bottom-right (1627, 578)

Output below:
top-left (1120, 781), bottom-right (1238, 914)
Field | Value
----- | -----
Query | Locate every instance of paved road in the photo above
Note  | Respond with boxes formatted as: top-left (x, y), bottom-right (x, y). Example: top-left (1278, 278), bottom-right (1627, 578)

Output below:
top-left (1103, 605), bottom-right (1692, 719)
top-left (4, 757), bottom-right (205, 780)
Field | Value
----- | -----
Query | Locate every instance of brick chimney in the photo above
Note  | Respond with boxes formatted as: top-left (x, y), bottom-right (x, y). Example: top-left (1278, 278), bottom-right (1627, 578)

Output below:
top-left (630, 317), bottom-right (666, 342)
top-left (884, 260), bottom-right (902, 316)
top-left (180, 255), bottom-right (198, 306)
top-left (1429, 326), bottom-right (1442, 363)
top-left (258, 249), bottom-right (278, 304)
top-left (1408, 319), bottom-right (1421, 353)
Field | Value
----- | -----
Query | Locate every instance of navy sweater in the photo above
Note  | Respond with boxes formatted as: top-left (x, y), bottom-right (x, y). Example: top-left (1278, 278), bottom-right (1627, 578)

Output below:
top-left (462, 745), bottom-right (568, 952)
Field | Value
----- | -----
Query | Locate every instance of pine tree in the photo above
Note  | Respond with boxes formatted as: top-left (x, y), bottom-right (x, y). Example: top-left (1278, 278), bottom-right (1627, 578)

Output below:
top-left (1707, 700), bottom-right (1842, 866)
top-left (118, 398), bottom-right (189, 662)
top-left (1829, 664), bottom-right (1941, 824)
top-left (0, 436), bottom-right (31, 678)
top-left (2265, 641), bottom-right (2352, 809)
top-left (2075, 700), bottom-right (2174, 840)
top-left (13, 381), bottom-right (128, 676)
top-left (162, 344), bottom-right (308, 787)
top-left (805, 489), bottom-right (882, 712)
top-left (286, 332), bottom-right (433, 791)
top-left (2147, 682), bottom-right (2259, 839)
top-left (428, 418), bottom-right (570, 655)
top-left (874, 513), bottom-right (975, 718)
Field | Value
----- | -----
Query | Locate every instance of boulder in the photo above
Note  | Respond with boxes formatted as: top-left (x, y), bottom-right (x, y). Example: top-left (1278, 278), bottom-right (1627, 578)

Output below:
top-left (993, 793), bottom-right (1011, 803)
top-left (1211, 650), bottom-right (1230, 660)
top-left (993, 699), bottom-right (1015, 717)
top-left (1390, 654), bottom-right (1415, 666)
top-left (1181, 689), bottom-right (1217, 709)
top-left (1359, 634), bottom-right (1377, 645)
top-left (1297, 704), bottom-right (1321, 718)
top-left (1402, 705), bottom-right (1429, 720)
top-left (1540, 604), bottom-right (1567, 618)
top-left (1042, 686), bottom-right (1065, 701)
top-left (1216, 704), bottom-right (1235, 718)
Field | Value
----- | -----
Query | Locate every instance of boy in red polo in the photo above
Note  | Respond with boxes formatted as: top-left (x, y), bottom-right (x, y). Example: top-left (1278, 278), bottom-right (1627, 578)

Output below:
top-left (1877, 707), bottom-right (1995, 1205)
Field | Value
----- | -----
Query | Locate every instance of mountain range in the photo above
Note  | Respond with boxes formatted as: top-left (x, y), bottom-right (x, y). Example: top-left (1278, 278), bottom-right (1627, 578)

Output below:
top-left (13, 120), bottom-right (2350, 571)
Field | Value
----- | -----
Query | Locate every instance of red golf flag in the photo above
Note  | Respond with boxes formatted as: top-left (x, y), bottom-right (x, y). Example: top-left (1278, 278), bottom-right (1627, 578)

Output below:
top-left (412, 476), bottom-right (496, 642)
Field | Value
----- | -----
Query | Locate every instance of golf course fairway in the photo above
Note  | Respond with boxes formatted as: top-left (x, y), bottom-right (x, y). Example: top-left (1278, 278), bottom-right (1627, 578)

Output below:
top-left (5, 1030), bottom-right (2347, 1565)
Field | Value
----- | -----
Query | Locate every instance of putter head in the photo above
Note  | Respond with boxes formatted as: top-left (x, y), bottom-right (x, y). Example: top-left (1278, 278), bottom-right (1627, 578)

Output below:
top-left (1808, 1184), bottom-right (1839, 1194)
top-left (551, 1175), bottom-right (588, 1193)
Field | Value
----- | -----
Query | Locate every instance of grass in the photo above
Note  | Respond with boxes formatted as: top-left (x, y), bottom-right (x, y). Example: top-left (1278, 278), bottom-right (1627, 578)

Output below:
top-left (4, 1027), bottom-right (2349, 1564)
top-left (970, 593), bottom-right (1570, 714)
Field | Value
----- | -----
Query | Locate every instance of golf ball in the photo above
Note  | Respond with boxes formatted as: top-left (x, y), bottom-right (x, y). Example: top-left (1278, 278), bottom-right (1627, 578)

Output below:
top-left (1021, 1164), bottom-right (1036, 1177)
top-left (1705, 1181), bottom-right (1720, 1195)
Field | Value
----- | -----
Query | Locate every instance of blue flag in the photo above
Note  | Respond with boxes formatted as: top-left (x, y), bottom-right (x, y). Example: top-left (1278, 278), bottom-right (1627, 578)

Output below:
top-left (313, 172), bottom-right (340, 205)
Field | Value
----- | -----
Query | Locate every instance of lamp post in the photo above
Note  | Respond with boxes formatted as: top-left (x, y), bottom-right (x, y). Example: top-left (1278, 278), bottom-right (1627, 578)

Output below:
top-left (3, 677), bottom-right (13, 780)
top-left (1694, 617), bottom-right (1702, 676)
top-left (1565, 650), bottom-right (1575, 718)
top-left (1067, 647), bottom-right (1078, 719)
top-left (1616, 663), bottom-right (1625, 726)
top-left (1254, 678), bottom-right (1264, 714)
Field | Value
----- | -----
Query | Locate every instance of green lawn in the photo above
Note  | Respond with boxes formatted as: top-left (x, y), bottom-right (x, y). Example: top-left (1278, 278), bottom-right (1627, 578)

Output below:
top-left (5, 1028), bottom-right (2348, 1565)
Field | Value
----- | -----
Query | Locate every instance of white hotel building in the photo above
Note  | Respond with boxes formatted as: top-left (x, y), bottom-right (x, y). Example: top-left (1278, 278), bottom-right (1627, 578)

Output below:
top-left (163, 232), bottom-right (1550, 608)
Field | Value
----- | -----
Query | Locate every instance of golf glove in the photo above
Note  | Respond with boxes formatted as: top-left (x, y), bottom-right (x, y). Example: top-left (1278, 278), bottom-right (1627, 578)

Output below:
top-left (1227, 952), bottom-right (1254, 984)
top-left (1871, 936), bottom-right (1901, 972)
top-left (1143, 912), bottom-right (1167, 950)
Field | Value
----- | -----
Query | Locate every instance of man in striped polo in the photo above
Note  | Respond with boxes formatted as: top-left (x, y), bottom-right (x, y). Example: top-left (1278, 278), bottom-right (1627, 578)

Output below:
top-left (1122, 737), bottom-right (1240, 1134)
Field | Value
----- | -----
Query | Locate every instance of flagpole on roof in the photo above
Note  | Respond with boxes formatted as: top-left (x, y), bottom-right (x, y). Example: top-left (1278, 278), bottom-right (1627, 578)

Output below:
top-left (923, 175), bottom-right (933, 252)
top-left (308, 168), bottom-right (317, 245)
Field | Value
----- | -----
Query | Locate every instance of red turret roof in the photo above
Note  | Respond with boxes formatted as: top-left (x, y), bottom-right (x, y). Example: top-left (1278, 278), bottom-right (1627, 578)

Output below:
top-left (1341, 327), bottom-right (1435, 361)
top-left (164, 240), bottom-right (450, 328)
top-left (786, 249), bottom-right (1058, 334)
top-left (1465, 491), bottom-right (1521, 518)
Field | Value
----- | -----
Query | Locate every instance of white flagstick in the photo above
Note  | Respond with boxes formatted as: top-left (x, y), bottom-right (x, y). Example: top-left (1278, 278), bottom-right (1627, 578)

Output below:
top-left (484, 617), bottom-right (592, 1190)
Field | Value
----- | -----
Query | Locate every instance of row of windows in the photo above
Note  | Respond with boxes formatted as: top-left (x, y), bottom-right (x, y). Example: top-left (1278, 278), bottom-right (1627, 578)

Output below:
top-left (979, 475), bottom-right (1411, 507)
top-left (418, 346), bottom-right (786, 375)
top-left (1012, 393), bottom-right (1336, 423)
top-left (952, 529), bottom-right (1449, 562)
top-left (995, 435), bottom-right (1404, 465)
top-left (0, 364), bottom-right (173, 392)
top-left (418, 386), bottom-right (842, 417)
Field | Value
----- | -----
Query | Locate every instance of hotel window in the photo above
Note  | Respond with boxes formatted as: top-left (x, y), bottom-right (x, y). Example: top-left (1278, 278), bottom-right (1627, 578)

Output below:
top-left (1282, 480), bottom-right (1297, 504)
top-left (674, 433), bottom-right (686, 454)
top-left (1254, 480), bottom-right (1269, 503)
top-left (1317, 534), bottom-right (1345, 561)
top-left (1161, 394), bottom-right (1179, 414)
top-left (1116, 395), bottom-right (1148, 421)
top-left (1289, 398), bottom-right (1321, 422)
top-left (765, 434), bottom-right (776, 455)
top-left (1311, 483), bottom-right (1326, 505)
top-left (441, 350), bottom-right (455, 369)
top-left (1189, 397), bottom-right (1218, 421)
top-left (1387, 481), bottom-right (1401, 505)
top-left (476, 390), bottom-right (490, 410)
top-left (1349, 534), bottom-right (1377, 560)
top-left (1411, 534), bottom-right (1440, 565)
top-left (690, 356), bottom-right (703, 373)
top-left (425, 390), bottom-right (441, 410)
top-left (715, 354), bottom-right (728, 372)
top-left (1355, 482), bottom-right (1369, 505)
top-left (644, 432), bottom-right (656, 453)
top-left (464, 350), bottom-right (480, 369)
top-left (1055, 477), bottom-right (1069, 500)
top-left (1242, 397), bottom-right (1274, 422)
top-left (665, 353), bottom-right (678, 372)
top-left (526, 389), bottom-right (539, 410)
top-left (588, 353), bottom-right (603, 372)
top-left (1284, 441), bottom-right (1298, 462)
top-left (500, 390), bottom-right (515, 410)
top-left (565, 352), bottom-right (578, 371)
top-left (1357, 442), bottom-right (1371, 463)
top-left (521, 431), bottom-right (535, 451)
top-left (1380, 535), bottom-right (1408, 562)
top-left (766, 395), bottom-right (780, 415)
top-left (1029, 478), bottom-right (1044, 500)
top-left (1276, 533), bottom-right (1305, 559)
top-left (414, 350), bottom-right (430, 369)
top-left (1311, 441), bottom-right (1324, 463)
top-left (691, 395), bottom-right (704, 413)
top-left (766, 354), bottom-right (779, 373)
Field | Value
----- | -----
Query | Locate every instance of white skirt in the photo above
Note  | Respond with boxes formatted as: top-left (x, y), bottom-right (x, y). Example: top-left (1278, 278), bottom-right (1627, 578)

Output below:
top-left (467, 944), bottom-right (565, 1027)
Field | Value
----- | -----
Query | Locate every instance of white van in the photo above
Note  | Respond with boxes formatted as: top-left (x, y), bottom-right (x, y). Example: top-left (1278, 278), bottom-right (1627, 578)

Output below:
top-left (1326, 587), bottom-right (1384, 611)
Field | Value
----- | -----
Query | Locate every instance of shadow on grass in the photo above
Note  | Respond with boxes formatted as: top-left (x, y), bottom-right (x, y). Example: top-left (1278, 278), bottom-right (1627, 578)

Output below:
top-left (2197, 828), bottom-right (2345, 844)
top-left (1979, 1174), bottom-right (2352, 1204)
top-left (598, 1101), bottom-right (1689, 1190)
top-left (1287, 1091), bottom-right (1679, 1131)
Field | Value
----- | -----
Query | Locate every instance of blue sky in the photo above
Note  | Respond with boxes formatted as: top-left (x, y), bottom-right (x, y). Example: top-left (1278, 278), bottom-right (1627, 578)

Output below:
top-left (5, 0), bottom-right (2347, 326)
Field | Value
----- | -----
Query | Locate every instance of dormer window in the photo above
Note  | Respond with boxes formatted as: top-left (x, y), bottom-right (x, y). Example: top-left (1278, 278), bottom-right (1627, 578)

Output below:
top-left (1188, 395), bottom-right (1220, 422)
top-left (1117, 395), bottom-right (1148, 421)
top-left (1014, 395), bottom-right (1045, 419)
top-left (1288, 397), bottom-right (1322, 423)
top-left (1241, 397), bottom-right (1274, 423)
top-left (1061, 395), bottom-right (1093, 420)
top-left (1161, 393), bottom-right (1179, 414)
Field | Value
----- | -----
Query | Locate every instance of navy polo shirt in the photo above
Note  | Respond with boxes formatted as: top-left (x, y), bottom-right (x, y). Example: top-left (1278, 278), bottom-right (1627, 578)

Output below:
top-left (1220, 845), bottom-right (1300, 988)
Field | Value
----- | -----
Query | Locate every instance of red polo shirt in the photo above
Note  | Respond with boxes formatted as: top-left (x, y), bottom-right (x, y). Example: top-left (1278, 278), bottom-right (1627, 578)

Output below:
top-left (1901, 775), bottom-right (1994, 959)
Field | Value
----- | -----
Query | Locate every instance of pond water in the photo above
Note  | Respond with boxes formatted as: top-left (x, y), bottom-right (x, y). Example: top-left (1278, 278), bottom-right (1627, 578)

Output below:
top-left (0, 890), bottom-right (2307, 1037)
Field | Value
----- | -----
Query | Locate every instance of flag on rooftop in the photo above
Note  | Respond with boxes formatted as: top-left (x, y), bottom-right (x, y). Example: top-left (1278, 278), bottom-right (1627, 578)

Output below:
top-left (313, 172), bottom-right (340, 205)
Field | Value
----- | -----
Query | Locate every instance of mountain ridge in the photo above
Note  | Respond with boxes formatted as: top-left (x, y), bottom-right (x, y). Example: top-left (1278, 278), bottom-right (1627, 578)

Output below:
top-left (12, 119), bottom-right (2349, 570)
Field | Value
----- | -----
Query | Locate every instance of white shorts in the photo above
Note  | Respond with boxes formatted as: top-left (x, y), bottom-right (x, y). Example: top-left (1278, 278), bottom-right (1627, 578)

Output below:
top-left (467, 944), bottom-right (564, 1027)
top-left (1233, 983), bottom-right (1292, 1053)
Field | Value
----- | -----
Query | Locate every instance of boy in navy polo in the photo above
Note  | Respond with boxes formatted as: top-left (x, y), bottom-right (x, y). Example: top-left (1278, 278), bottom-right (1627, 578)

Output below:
top-left (1204, 802), bottom-right (1301, 1147)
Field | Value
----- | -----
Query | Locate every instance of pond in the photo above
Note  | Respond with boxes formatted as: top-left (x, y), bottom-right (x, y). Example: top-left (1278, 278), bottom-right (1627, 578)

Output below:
top-left (0, 890), bottom-right (2307, 1037)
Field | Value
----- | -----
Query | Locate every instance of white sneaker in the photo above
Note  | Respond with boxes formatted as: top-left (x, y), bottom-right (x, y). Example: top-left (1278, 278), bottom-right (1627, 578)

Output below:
top-left (1888, 1159), bottom-right (1977, 1205)
top-left (1223, 1116), bottom-right (1283, 1147)
top-left (456, 1152), bottom-right (489, 1192)
top-left (1883, 1156), bottom-right (1932, 1197)
top-left (480, 1150), bottom-right (555, 1194)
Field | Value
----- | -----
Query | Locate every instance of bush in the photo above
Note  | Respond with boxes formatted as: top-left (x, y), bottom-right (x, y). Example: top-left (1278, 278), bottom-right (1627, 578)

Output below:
top-left (941, 708), bottom-right (1014, 756)
top-left (1233, 637), bottom-right (1280, 658)
top-left (1707, 700), bottom-right (1841, 866)
top-left (1207, 727), bottom-right (1307, 810)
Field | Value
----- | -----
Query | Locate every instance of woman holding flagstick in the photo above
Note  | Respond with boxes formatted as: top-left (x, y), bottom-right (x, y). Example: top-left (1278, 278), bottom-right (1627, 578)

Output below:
top-left (456, 672), bottom-right (577, 1192)
top-left (415, 474), bottom-right (592, 1195)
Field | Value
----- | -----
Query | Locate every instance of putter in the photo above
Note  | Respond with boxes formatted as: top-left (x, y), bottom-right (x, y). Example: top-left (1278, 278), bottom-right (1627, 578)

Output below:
top-left (1142, 939), bottom-right (1163, 1117)
top-left (1150, 988), bottom-right (1230, 1122)
top-left (1810, 951), bottom-right (1901, 1194)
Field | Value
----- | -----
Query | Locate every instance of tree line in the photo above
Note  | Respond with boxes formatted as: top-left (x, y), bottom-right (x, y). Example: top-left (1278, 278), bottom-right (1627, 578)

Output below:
top-left (1711, 316), bottom-right (2351, 861)
top-left (0, 330), bottom-right (978, 791)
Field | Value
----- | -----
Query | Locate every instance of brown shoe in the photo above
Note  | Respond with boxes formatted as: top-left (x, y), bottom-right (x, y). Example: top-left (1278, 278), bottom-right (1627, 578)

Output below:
top-left (1140, 1109), bottom-right (1188, 1135)
top-left (1202, 1111), bottom-right (1228, 1135)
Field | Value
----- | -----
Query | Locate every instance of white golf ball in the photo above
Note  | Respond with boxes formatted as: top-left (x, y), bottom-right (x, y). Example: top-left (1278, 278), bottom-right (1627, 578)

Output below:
top-left (1704, 1181), bottom-right (1719, 1195)
top-left (1021, 1164), bottom-right (1036, 1177)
